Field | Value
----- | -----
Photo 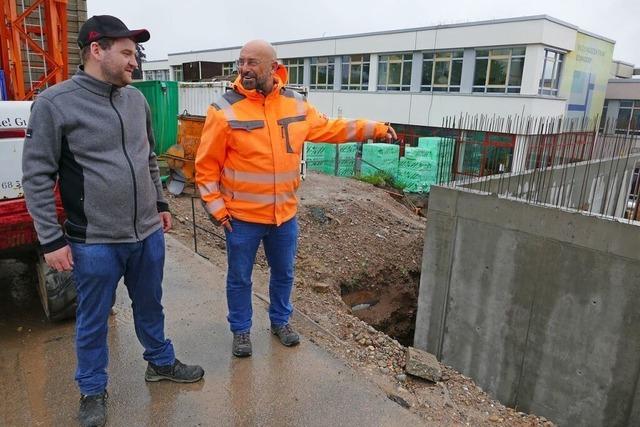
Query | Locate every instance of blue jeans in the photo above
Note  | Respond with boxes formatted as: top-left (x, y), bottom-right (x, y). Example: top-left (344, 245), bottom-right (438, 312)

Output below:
top-left (70, 228), bottom-right (175, 395)
top-left (224, 217), bottom-right (298, 333)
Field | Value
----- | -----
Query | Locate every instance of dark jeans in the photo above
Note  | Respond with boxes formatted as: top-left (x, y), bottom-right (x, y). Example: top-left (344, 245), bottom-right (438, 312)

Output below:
top-left (224, 217), bottom-right (298, 333)
top-left (70, 228), bottom-right (174, 395)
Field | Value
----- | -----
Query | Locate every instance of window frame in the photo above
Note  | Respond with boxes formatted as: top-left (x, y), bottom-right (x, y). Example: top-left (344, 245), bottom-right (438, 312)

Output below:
top-left (616, 100), bottom-right (640, 136)
top-left (282, 58), bottom-right (305, 85)
top-left (310, 56), bottom-right (335, 90)
top-left (341, 54), bottom-right (370, 91)
top-left (539, 49), bottom-right (564, 96)
top-left (377, 53), bottom-right (413, 92)
top-left (171, 65), bottom-right (183, 82)
top-left (221, 62), bottom-right (235, 76)
top-left (473, 47), bottom-right (526, 94)
top-left (421, 50), bottom-right (464, 92)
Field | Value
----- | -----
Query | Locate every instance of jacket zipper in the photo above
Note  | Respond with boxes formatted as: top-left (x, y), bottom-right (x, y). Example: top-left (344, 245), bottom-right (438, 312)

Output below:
top-left (110, 88), bottom-right (140, 240)
top-left (263, 98), bottom-right (278, 219)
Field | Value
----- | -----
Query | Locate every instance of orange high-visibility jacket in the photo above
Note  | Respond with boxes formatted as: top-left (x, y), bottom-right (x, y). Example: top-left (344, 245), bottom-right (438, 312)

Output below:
top-left (195, 65), bottom-right (390, 226)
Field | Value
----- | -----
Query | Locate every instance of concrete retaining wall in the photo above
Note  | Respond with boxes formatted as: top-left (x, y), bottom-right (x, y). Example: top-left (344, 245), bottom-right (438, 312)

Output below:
top-left (414, 185), bottom-right (640, 426)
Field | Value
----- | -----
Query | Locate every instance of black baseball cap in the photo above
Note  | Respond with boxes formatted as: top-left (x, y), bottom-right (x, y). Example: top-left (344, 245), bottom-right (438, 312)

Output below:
top-left (78, 15), bottom-right (150, 48)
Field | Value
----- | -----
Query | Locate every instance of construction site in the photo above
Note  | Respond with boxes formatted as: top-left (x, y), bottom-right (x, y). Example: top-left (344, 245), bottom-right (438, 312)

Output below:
top-left (2, 1), bottom-right (640, 427)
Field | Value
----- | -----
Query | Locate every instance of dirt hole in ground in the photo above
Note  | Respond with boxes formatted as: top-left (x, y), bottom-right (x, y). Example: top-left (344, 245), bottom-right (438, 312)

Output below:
top-left (340, 265), bottom-right (421, 346)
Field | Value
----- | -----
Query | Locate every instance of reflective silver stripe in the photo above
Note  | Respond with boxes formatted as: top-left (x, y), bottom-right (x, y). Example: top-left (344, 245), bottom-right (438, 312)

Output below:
top-left (214, 94), bottom-right (237, 121)
top-left (222, 91), bottom-right (245, 105)
top-left (224, 167), bottom-right (299, 184)
top-left (198, 182), bottom-right (220, 197)
top-left (364, 121), bottom-right (376, 140)
top-left (346, 120), bottom-right (357, 141)
top-left (232, 191), bottom-right (296, 204)
top-left (205, 198), bottom-right (225, 214)
top-left (223, 190), bottom-right (296, 205)
top-left (220, 186), bottom-right (232, 197)
top-left (276, 192), bottom-right (297, 204)
top-left (292, 90), bottom-right (306, 116)
top-left (228, 120), bottom-right (265, 130)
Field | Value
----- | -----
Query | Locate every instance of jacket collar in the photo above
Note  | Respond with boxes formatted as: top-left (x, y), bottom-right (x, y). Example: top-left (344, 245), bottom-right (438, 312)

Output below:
top-left (72, 66), bottom-right (120, 97)
top-left (232, 64), bottom-right (288, 101)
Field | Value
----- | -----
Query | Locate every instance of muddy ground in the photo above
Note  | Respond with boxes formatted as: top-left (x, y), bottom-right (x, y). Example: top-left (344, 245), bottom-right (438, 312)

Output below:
top-left (166, 172), bottom-right (554, 427)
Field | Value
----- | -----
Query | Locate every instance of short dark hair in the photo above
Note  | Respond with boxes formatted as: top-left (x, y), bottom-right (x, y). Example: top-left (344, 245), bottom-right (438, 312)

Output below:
top-left (81, 38), bottom-right (115, 63)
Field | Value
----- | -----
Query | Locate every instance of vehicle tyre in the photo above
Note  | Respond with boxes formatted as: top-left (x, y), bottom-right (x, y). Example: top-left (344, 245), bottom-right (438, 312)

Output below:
top-left (36, 256), bottom-right (77, 321)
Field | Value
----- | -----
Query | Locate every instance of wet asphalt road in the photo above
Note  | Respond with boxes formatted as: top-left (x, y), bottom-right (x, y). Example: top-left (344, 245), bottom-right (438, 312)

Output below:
top-left (0, 236), bottom-right (422, 426)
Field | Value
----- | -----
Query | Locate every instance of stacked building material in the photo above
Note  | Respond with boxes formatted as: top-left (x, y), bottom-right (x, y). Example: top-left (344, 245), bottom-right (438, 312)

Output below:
top-left (334, 143), bottom-right (358, 177)
top-left (304, 142), bottom-right (359, 176)
top-left (397, 148), bottom-right (439, 192)
top-left (304, 142), bottom-right (334, 174)
top-left (361, 143), bottom-right (399, 177)
top-left (397, 137), bottom-right (454, 193)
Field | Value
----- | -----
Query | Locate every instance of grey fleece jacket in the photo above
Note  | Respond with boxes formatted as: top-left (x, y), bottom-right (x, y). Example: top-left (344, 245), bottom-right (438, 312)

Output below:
top-left (22, 69), bottom-right (168, 253)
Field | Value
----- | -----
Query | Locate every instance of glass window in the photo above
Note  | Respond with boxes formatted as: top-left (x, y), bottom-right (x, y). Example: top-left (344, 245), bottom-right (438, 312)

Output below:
top-left (171, 65), bottom-right (183, 81)
top-left (488, 59), bottom-right (508, 85)
top-left (283, 58), bottom-right (304, 85)
top-left (221, 62), bottom-right (235, 76)
top-left (539, 49), bottom-right (564, 96)
top-left (473, 59), bottom-right (488, 91)
top-left (632, 110), bottom-right (640, 134)
top-left (617, 108), bottom-right (631, 131)
top-left (509, 58), bottom-right (524, 87)
top-left (377, 53), bottom-right (412, 91)
top-left (341, 54), bottom-right (370, 90)
top-left (473, 47), bottom-right (526, 94)
top-left (421, 50), bottom-right (463, 92)
top-left (310, 57), bottom-right (335, 90)
top-left (616, 100), bottom-right (640, 136)
top-left (151, 70), bottom-right (169, 81)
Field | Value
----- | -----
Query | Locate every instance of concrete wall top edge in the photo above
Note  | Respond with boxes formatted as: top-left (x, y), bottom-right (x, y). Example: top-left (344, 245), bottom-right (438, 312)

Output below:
top-left (429, 186), bottom-right (640, 262)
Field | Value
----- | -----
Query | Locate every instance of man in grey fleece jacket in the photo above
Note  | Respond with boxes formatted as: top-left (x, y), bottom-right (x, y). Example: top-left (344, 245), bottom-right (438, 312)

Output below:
top-left (22, 15), bottom-right (203, 427)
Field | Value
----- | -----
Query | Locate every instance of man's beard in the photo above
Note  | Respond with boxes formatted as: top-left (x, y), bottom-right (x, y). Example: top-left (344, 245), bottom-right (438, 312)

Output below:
top-left (102, 63), bottom-right (131, 87)
top-left (242, 72), bottom-right (269, 92)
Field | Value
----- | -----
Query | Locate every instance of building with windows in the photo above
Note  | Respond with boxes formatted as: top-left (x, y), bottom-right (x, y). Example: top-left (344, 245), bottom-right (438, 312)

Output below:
top-left (142, 59), bottom-right (170, 81)
top-left (602, 78), bottom-right (640, 136)
top-left (154, 15), bottom-right (614, 131)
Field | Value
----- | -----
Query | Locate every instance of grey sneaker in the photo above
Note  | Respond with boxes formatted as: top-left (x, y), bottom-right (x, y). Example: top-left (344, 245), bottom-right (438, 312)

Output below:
top-left (145, 359), bottom-right (204, 383)
top-left (232, 332), bottom-right (252, 357)
top-left (79, 390), bottom-right (107, 427)
top-left (271, 323), bottom-right (300, 347)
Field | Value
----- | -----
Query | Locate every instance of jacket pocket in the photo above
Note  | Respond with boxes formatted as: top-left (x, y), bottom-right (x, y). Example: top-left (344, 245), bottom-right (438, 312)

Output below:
top-left (277, 115), bottom-right (307, 153)
top-left (63, 219), bottom-right (88, 242)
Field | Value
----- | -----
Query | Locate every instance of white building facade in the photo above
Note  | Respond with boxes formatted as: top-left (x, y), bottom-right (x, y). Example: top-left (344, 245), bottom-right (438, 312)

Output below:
top-left (146, 16), bottom-right (615, 128)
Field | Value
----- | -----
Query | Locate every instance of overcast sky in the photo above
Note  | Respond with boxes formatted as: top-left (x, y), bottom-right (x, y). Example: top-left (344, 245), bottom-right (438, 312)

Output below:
top-left (87, 0), bottom-right (640, 65)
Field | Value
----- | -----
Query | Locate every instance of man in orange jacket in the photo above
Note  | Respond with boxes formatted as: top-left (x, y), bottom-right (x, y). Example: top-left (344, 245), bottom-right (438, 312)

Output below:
top-left (195, 40), bottom-right (396, 357)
